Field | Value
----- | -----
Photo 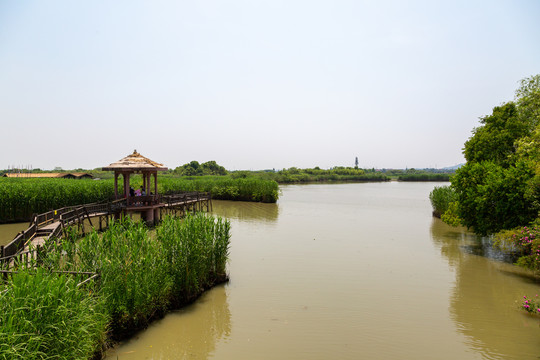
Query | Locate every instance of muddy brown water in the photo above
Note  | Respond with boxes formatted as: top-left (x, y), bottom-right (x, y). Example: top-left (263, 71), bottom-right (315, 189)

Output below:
top-left (2, 182), bottom-right (540, 359)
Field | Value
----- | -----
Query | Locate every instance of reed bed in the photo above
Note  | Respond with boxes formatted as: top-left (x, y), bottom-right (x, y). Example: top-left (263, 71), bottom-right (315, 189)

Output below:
top-left (157, 214), bottom-right (231, 302)
top-left (0, 178), bottom-right (115, 222)
top-left (1, 214), bottom-right (231, 358)
top-left (160, 176), bottom-right (279, 203)
top-left (0, 175), bottom-right (278, 222)
top-left (42, 213), bottom-right (230, 339)
top-left (429, 185), bottom-right (457, 218)
top-left (0, 268), bottom-right (107, 360)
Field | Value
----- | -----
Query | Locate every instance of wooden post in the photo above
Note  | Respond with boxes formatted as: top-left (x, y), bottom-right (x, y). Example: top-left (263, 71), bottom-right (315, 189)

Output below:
top-left (143, 172), bottom-right (147, 194)
top-left (114, 172), bottom-right (119, 198)
top-left (124, 172), bottom-right (130, 199)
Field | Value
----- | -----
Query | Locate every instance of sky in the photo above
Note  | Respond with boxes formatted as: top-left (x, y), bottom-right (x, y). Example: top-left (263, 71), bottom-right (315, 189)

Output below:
top-left (1, 1), bottom-right (539, 171)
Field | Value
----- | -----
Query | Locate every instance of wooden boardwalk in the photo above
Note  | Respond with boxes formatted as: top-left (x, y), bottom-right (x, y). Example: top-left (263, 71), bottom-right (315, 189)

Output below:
top-left (0, 192), bottom-right (212, 266)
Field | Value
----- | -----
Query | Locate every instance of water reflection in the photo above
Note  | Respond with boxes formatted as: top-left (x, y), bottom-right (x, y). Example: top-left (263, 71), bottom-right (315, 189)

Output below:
top-left (105, 284), bottom-right (231, 359)
top-left (430, 218), bottom-right (540, 359)
top-left (0, 222), bottom-right (29, 246)
top-left (211, 200), bottom-right (278, 223)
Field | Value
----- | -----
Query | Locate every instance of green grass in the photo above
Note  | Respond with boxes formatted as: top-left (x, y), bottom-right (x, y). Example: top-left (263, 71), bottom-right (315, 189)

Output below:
top-left (0, 268), bottom-right (107, 360)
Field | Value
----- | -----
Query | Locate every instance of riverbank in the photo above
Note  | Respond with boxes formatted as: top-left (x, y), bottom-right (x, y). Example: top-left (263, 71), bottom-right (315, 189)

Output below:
top-left (0, 214), bottom-right (231, 359)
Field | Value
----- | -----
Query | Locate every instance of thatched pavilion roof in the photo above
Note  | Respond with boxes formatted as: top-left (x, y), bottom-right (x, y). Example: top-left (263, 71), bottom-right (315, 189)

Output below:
top-left (3, 172), bottom-right (93, 179)
top-left (102, 150), bottom-right (168, 172)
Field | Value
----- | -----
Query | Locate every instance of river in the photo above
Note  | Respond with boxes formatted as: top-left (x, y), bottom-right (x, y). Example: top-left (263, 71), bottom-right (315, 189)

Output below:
top-left (3, 182), bottom-right (540, 359)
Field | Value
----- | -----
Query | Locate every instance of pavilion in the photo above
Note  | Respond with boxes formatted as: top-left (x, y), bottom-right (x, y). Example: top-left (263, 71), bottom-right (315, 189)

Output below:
top-left (102, 150), bottom-right (168, 224)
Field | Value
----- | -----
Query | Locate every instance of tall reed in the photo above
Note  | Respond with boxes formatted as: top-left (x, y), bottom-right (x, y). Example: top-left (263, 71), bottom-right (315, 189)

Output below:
top-left (0, 178), bottom-right (115, 222)
top-left (159, 176), bottom-right (279, 203)
top-left (429, 185), bottom-right (457, 218)
top-left (42, 214), bottom-right (231, 338)
top-left (0, 175), bottom-right (278, 223)
top-left (0, 268), bottom-right (107, 360)
top-left (157, 214), bottom-right (230, 302)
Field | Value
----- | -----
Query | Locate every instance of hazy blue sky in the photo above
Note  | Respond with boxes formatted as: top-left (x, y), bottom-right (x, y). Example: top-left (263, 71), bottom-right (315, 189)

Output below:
top-left (1, 0), bottom-right (539, 171)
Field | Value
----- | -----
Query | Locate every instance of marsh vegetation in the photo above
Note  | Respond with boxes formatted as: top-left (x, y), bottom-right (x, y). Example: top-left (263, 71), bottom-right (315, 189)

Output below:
top-left (0, 214), bottom-right (231, 359)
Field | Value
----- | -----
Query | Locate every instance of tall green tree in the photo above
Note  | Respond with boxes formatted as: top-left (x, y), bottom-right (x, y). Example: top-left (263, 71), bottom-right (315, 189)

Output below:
top-left (462, 102), bottom-right (527, 166)
top-left (515, 74), bottom-right (540, 130)
top-left (450, 75), bottom-right (540, 235)
top-left (201, 161), bottom-right (227, 175)
top-left (174, 160), bottom-right (227, 176)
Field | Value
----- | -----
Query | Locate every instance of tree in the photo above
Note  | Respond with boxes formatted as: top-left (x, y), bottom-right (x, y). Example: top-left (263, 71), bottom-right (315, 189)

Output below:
top-left (452, 160), bottom-right (536, 235)
top-left (463, 102), bottom-right (527, 166)
top-left (515, 74), bottom-right (540, 130)
top-left (449, 75), bottom-right (540, 235)
top-left (174, 161), bottom-right (201, 176)
top-left (174, 160), bottom-right (227, 176)
top-left (201, 161), bottom-right (227, 175)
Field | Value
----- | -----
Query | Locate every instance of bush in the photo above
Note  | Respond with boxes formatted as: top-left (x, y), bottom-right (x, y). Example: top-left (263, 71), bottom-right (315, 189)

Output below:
top-left (493, 222), bottom-right (540, 270)
top-left (429, 185), bottom-right (457, 218)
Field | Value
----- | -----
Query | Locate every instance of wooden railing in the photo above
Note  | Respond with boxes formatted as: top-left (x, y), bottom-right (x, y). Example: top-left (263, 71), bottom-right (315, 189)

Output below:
top-left (2, 216), bottom-right (38, 259)
top-left (163, 192), bottom-right (210, 205)
top-left (1, 192), bottom-right (211, 264)
top-left (126, 194), bottom-right (162, 207)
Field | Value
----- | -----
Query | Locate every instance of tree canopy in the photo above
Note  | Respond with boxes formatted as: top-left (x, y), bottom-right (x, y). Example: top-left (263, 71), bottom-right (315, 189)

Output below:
top-left (174, 160), bottom-right (227, 176)
top-left (450, 74), bottom-right (540, 235)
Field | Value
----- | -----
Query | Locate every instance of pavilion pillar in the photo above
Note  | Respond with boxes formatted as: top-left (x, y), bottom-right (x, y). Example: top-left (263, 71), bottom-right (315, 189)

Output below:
top-left (114, 172), bottom-right (119, 198)
top-left (143, 173), bottom-right (147, 193)
top-left (154, 172), bottom-right (158, 195)
top-left (123, 173), bottom-right (130, 198)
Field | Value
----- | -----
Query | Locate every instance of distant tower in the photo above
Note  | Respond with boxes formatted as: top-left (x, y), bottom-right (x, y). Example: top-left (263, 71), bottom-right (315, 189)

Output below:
top-left (355, 157), bottom-right (359, 169)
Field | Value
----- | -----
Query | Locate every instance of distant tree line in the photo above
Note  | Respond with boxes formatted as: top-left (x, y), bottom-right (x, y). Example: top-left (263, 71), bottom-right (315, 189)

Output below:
top-left (246, 166), bottom-right (389, 183)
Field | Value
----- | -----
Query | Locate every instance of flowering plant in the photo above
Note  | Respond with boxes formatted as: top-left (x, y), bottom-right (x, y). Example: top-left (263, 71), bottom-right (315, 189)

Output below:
top-left (522, 295), bottom-right (540, 314)
top-left (494, 224), bottom-right (540, 270)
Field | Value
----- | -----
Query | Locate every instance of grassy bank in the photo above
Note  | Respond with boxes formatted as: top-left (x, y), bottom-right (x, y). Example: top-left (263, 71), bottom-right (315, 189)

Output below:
top-left (1, 214), bottom-right (231, 359)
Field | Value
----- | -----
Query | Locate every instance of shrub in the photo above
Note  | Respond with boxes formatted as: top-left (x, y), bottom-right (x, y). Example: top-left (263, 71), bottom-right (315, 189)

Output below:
top-left (429, 185), bottom-right (457, 218)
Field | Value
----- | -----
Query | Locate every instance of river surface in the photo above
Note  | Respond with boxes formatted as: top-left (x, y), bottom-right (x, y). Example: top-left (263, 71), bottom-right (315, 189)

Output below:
top-left (3, 182), bottom-right (540, 359)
